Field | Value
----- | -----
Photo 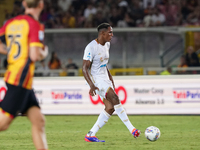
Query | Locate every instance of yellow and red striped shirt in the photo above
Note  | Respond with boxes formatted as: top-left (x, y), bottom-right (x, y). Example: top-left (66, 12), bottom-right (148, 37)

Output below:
top-left (0, 14), bottom-right (44, 89)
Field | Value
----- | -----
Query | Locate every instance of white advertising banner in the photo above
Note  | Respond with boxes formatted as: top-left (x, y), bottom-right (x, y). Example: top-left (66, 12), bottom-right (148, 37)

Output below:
top-left (0, 75), bottom-right (200, 115)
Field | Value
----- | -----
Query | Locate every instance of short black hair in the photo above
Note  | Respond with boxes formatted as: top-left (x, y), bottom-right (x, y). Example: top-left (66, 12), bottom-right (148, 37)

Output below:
top-left (97, 23), bottom-right (111, 32)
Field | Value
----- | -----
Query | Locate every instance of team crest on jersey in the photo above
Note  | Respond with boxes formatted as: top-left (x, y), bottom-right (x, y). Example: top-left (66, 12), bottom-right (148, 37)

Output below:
top-left (39, 30), bottom-right (44, 41)
top-left (100, 57), bottom-right (103, 62)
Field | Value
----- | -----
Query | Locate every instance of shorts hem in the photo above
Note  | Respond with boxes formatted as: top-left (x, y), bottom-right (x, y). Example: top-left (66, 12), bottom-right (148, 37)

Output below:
top-left (0, 108), bottom-right (14, 119)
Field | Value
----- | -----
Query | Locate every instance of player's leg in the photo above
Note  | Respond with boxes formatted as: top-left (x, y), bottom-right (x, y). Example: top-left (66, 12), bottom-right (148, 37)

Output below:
top-left (106, 88), bottom-right (141, 138)
top-left (27, 106), bottom-right (48, 150)
top-left (84, 94), bottom-right (122, 142)
top-left (85, 98), bottom-right (113, 138)
top-left (85, 98), bottom-right (111, 142)
top-left (104, 98), bottom-right (115, 115)
top-left (0, 110), bottom-right (13, 131)
top-left (0, 83), bottom-right (21, 131)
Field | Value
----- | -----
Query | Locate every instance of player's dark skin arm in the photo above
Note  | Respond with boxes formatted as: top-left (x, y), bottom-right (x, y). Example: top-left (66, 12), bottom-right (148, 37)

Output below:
top-left (82, 60), bottom-right (99, 96)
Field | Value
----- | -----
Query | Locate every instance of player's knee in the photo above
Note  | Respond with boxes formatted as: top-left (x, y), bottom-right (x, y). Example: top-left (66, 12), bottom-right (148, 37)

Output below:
top-left (0, 116), bottom-right (12, 131)
top-left (111, 94), bottom-right (120, 105)
top-left (3, 124), bottom-right (10, 131)
top-left (109, 107), bottom-right (115, 114)
top-left (39, 116), bottom-right (46, 128)
top-left (34, 116), bottom-right (45, 129)
top-left (0, 123), bottom-right (9, 131)
top-left (105, 106), bottom-right (115, 115)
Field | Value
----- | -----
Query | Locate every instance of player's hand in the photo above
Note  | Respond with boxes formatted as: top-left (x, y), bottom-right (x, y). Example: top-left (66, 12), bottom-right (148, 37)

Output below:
top-left (40, 45), bottom-right (48, 58)
top-left (89, 85), bottom-right (99, 96)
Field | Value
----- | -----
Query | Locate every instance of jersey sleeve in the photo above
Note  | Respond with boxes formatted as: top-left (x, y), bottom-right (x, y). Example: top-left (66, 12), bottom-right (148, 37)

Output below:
top-left (83, 44), bottom-right (93, 62)
top-left (29, 22), bottom-right (44, 48)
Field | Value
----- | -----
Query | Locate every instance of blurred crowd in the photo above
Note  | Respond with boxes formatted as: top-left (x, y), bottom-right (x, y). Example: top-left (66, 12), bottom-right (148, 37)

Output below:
top-left (3, 0), bottom-right (200, 76)
top-left (160, 45), bottom-right (200, 75)
top-left (35, 51), bottom-right (79, 76)
top-left (4, 0), bottom-right (200, 28)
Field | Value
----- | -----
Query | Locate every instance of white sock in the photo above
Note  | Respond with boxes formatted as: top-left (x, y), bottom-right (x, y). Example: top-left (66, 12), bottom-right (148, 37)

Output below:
top-left (114, 103), bottom-right (135, 133)
top-left (87, 110), bottom-right (110, 136)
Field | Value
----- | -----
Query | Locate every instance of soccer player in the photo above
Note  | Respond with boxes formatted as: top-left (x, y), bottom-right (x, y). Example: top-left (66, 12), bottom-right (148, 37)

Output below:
top-left (82, 23), bottom-right (141, 142)
top-left (0, 0), bottom-right (48, 149)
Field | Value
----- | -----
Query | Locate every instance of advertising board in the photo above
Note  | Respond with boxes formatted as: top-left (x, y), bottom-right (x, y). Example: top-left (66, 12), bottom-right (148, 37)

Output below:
top-left (0, 75), bottom-right (199, 114)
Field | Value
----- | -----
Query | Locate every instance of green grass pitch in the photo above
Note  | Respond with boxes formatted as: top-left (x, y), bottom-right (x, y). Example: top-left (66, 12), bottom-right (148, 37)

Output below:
top-left (0, 115), bottom-right (200, 150)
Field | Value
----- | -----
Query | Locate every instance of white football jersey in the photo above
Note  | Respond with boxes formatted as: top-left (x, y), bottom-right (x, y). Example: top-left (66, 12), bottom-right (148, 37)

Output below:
top-left (83, 39), bottom-right (110, 81)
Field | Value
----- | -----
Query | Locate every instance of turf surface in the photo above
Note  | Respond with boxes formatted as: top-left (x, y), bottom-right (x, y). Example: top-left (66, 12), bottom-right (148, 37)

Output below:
top-left (0, 115), bottom-right (200, 150)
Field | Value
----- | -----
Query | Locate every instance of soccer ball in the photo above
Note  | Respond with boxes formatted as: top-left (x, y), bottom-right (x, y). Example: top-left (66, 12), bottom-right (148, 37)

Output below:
top-left (145, 126), bottom-right (161, 141)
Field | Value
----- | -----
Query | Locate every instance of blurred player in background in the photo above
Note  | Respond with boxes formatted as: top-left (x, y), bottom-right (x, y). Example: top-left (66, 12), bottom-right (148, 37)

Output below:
top-left (0, 0), bottom-right (48, 149)
top-left (82, 23), bottom-right (140, 142)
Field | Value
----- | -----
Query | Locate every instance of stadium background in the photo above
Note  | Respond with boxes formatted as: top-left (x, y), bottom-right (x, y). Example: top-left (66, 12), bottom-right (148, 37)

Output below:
top-left (1, 0), bottom-right (200, 75)
top-left (0, 0), bottom-right (199, 114)
top-left (0, 0), bottom-right (200, 114)
top-left (0, 0), bottom-right (200, 149)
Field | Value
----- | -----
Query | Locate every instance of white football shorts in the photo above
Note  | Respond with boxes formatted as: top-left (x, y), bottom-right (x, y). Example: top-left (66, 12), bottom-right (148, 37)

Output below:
top-left (94, 78), bottom-right (114, 101)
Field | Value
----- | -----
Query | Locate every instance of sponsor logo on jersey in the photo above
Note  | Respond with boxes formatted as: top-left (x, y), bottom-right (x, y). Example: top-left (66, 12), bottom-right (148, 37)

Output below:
top-left (100, 64), bottom-right (106, 67)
